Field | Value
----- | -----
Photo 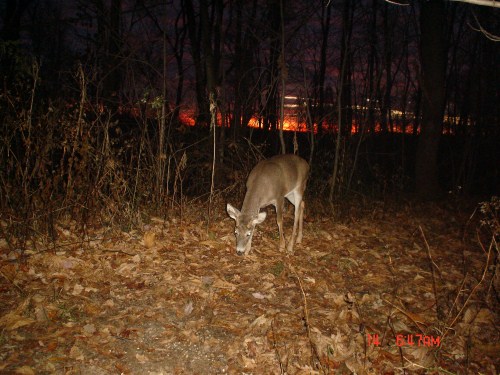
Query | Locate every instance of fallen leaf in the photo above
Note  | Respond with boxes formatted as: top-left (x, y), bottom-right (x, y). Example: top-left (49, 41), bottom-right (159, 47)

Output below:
top-left (212, 278), bottom-right (237, 291)
top-left (135, 353), bottom-right (148, 363)
top-left (200, 240), bottom-right (219, 248)
top-left (0, 312), bottom-right (36, 330)
top-left (72, 283), bottom-right (84, 295)
top-left (69, 345), bottom-right (84, 361)
top-left (252, 292), bottom-right (266, 300)
top-left (83, 323), bottom-right (96, 335)
top-left (14, 366), bottom-right (35, 375)
top-left (143, 231), bottom-right (156, 248)
top-left (184, 301), bottom-right (194, 315)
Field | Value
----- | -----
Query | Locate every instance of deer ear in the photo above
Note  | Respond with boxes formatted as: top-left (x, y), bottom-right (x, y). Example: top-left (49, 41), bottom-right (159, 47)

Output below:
top-left (253, 211), bottom-right (267, 225)
top-left (227, 203), bottom-right (240, 220)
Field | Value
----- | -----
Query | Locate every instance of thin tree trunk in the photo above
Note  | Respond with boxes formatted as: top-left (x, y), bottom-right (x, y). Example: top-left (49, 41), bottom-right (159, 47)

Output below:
top-left (329, 32), bottom-right (349, 202)
top-left (156, 28), bottom-right (168, 204)
top-left (264, 0), bottom-right (280, 133)
top-left (339, 0), bottom-right (353, 136)
top-left (317, 2), bottom-right (332, 136)
top-left (367, 0), bottom-right (377, 133)
top-left (381, 2), bottom-right (392, 133)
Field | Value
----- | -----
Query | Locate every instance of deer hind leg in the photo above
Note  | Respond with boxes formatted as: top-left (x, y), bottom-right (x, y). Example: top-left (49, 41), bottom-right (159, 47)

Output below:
top-left (286, 192), bottom-right (302, 254)
top-left (296, 200), bottom-right (305, 244)
top-left (275, 199), bottom-right (286, 251)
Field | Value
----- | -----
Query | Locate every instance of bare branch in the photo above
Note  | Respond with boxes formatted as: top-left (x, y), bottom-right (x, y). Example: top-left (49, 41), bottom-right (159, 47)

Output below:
top-left (449, 0), bottom-right (500, 8)
top-left (468, 13), bottom-right (500, 41)
top-left (384, 0), bottom-right (410, 6)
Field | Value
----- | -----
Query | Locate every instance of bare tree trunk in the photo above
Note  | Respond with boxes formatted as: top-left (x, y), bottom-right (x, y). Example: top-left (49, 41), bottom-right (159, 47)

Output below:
top-left (232, 0), bottom-right (244, 139)
top-left (264, 0), bottom-right (280, 132)
top-left (200, 0), bottom-right (224, 187)
top-left (184, 0), bottom-right (210, 125)
top-left (317, 1), bottom-right (332, 136)
top-left (99, 0), bottom-right (122, 110)
top-left (329, 18), bottom-right (350, 202)
top-left (329, 56), bottom-right (346, 203)
top-left (173, 7), bottom-right (187, 125)
top-left (381, 2), bottom-right (392, 133)
top-left (367, 0), bottom-right (378, 133)
top-left (339, 0), bottom-right (353, 136)
top-left (415, 0), bottom-right (447, 199)
top-left (413, 87), bottom-right (421, 136)
top-left (1, 0), bottom-right (32, 83)
top-left (231, 0), bottom-right (258, 139)
top-left (155, 29), bottom-right (168, 204)
top-left (278, 0), bottom-right (286, 154)
top-left (328, 0), bottom-right (353, 202)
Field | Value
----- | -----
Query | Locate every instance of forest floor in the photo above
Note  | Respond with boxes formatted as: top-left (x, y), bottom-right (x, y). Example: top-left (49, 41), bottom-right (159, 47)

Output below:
top-left (0, 197), bottom-right (498, 374)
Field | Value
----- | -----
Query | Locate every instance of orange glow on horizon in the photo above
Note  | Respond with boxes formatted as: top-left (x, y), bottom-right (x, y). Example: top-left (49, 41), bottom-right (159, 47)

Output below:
top-left (179, 111), bottom-right (196, 126)
top-left (110, 101), bottom-right (441, 136)
top-left (247, 116), bottom-right (306, 132)
top-left (177, 109), bottom-right (423, 135)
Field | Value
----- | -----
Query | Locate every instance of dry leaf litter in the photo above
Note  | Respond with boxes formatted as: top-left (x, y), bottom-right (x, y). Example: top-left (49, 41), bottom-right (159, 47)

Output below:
top-left (0, 201), bottom-right (498, 374)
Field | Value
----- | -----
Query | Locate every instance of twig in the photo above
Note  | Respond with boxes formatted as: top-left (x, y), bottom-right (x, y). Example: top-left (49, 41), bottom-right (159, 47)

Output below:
top-left (207, 91), bottom-right (217, 231)
top-left (388, 317), bottom-right (407, 375)
top-left (22, 237), bottom-right (135, 257)
top-left (288, 263), bottom-right (324, 373)
top-left (462, 205), bottom-right (478, 243)
top-left (0, 219), bottom-right (16, 253)
top-left (441, 232), bottom-right (493, 341)
top-left (444, 276), bottom-right (468, 327)
top-left (419, 226), bottom-right (443, 320)
top-left (110, 334), bottom-right (133, 341)
top-left (383, 298), bottom-right (428, 332)
top-left (26, 239), bottom-right (91, 255)
top-left (0, 269), bottom-right (24, 295)
top-left (271, 317), bottom-right (287, 374)
top-left (396, 356), bottom-right (425, 371)
top-left (100, 249), bottom-right (137, 256)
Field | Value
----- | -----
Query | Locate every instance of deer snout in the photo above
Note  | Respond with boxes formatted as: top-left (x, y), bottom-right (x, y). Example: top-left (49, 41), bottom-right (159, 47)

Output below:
top-left (236, 241), bottom-right (249, 255)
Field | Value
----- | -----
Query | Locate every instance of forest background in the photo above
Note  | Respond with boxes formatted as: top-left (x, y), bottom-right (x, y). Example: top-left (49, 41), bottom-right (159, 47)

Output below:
top-left (0, 0), bottom-right (499, 237)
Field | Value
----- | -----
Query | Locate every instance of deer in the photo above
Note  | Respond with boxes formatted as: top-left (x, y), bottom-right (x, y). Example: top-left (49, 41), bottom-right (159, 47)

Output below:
top-left (227, 154), bottom-right (309, 256)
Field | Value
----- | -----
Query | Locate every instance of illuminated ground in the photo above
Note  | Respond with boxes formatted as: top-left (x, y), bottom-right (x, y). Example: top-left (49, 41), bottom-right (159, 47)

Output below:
top-left (0, 199), bottom-right (498, 374)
